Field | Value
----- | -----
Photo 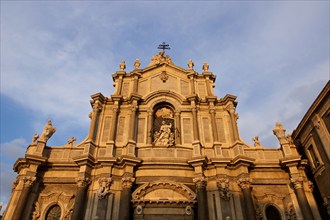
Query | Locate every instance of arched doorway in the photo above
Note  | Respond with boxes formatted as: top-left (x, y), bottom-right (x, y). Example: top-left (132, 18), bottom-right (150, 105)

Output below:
top-left (132, 182), bottom-right (196, 220)
top-left (265, 205), bottom-right (282, 220)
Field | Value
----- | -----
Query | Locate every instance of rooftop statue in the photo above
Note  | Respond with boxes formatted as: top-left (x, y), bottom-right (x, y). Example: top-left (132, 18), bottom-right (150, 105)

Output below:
top-left (39, 120), bottom-right (56, 143)
top-left (188, 59), bottom-right (194, 70)
top-left (119, 59), bottom-right (126, 71)
top-left (148, 51), bottom-right (174, 67)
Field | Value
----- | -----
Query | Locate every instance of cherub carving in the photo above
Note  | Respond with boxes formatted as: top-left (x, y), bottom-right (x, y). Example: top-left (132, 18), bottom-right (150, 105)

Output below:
top-left (39, 120), bottom-right (56, 143)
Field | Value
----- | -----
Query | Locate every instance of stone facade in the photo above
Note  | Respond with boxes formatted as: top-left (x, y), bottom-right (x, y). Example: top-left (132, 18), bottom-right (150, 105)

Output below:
top-left (292, 81), bottom-right (330, 219)
top-left (2, 52), bottom-right (323, 220)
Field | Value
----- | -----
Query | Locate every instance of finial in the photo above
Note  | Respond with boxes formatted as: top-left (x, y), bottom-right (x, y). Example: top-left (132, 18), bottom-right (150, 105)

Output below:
top-left (157, 42), bottom-right (170, 54)
top-left (203, 62), bottom-right (209, 72)
top-left (119, 59), bottom-right (126, 71)
top-left (188, 59), bottom-right (194, 70)
top-left (134, 58), bottom-right (141, 69)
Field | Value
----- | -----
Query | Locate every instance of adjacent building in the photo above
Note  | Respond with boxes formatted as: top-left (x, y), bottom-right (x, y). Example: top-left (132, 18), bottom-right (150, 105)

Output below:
top-left (292, 81), bottom-right (330, 219)
top-left (2, 52), bottom-right (324, 220)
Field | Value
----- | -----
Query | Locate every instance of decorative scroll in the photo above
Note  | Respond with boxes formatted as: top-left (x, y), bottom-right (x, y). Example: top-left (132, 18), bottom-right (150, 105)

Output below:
top-left (217, 177), bottom-right (231, 201)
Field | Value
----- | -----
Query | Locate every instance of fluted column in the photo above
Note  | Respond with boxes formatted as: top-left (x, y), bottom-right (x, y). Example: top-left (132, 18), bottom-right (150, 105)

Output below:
top-left (72, 178), bottom-right (91, 220)
top-left (119, 176), bottom-right (135, 220)
top-left (147, 110), bottom-right (153, 144)
top-left (12, 176), bottom-right (36, 220)
top-left (175, 111), bottom-right (181, 145)
top-left (291, 177), bottom-right (314, 220)
top-left (193, 176), bottom-right (209, 220)
top-left (237, 177), bottom-right (256, 220)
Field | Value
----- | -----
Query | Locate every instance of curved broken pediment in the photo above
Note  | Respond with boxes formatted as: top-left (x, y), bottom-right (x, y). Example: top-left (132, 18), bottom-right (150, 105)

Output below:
top-left (132, 181), bottom-right (196, 204)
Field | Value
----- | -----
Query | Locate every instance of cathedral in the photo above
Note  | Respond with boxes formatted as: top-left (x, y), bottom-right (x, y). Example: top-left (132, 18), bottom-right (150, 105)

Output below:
top-left (3, 50), bottom-right (326, 220)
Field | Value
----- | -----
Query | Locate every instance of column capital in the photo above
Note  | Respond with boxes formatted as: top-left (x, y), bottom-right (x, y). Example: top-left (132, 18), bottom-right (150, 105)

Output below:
top-left (290, 177), bottom-right (304, 189)
top-left (98, 177), bottom-right (112, 199)
top-left (193, 176), bottom-right (207, 188)
top-left (216, 176), bottom-right (231, 201)
top-left (22, 176), bottom-right (36, 188)
top-left (76, 177), bottom-right (91, 188)
top-left (237, 177), bottom-right (251, 189)
top-left (121, 176), bottom-right (135, 189)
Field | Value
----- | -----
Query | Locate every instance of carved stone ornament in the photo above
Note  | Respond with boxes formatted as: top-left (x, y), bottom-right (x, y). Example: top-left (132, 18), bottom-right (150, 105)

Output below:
top-left (32, 201), bottom-right (40, 220)
top-left (39, 120), bottom-right (57, 143)
top-left (185, 206), bottom-right (192, 215)
top-left (187, 59), bottom-right (194, 70)
top-left (252, 136), bottom-right (261, 147)
top-left (132, 181), bottom-right (196, 201)
top-left (286, 202), bottom-right (297, 220)
top-left (237, 177), bottom-right (251, 189)
top-left (217, 177), bottom-right (231, 201)
top-left (67, 136), bottom-right (76, 145)
top-left (76, 177), bottom-right (91, 188)
top-left (121, 176), bottom-right (135, 189)
top-left (193, 176), bottom-right (207, 188)
top-left (290, 177), bottom-right (304, 189)
top-left (136, 205), bottom-right (143, 215)
top-left (148, 51), bottom-right (174, 66)
top-left (202, 62), bottom-right (209, 72)
top-left (31, 133), bottom-right (39, 145)
top-left (255, 204), bottom-right (263, 220)
top-left (134, 58), bottom-right (141, 69)
top-left (119, 59), bottom-right (126, 71)
top-left (160, 71), bottom-right (168, 82)
top-left (98, 177), bottom-right (112, 199)
top-left (153, 120), bottom-right (174, 147)
top-left (273, 122), bottom-right (287, 144)
top-left (22, 176), bottom-right (36, 188)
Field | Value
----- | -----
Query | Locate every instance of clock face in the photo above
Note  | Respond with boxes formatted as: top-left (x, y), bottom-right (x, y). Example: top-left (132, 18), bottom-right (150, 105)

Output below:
top-left (46, 205), bottom-right (61, 220)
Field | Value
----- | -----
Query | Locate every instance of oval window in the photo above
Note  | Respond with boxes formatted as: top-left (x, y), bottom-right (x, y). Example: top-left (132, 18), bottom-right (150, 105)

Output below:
top-left (46, 204), bottom-right (61, 220)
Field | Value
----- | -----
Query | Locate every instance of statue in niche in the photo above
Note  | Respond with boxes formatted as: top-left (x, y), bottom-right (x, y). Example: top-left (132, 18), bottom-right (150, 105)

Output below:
top-left (153, 107), bottom-right (175, 147)
top-left (39, 120), bottom-right (56, 143)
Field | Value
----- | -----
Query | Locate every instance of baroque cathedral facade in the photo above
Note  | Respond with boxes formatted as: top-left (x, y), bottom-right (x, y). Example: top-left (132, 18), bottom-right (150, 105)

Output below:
top-left (3, 51), bottom-right (325, 220)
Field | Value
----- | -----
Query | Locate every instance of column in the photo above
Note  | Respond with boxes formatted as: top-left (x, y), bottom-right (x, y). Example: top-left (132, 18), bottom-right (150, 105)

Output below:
top-left (291, 177), bottom-right (314, 220)
top-left (12, 176), bottom-right (36, 220)
top-left (132, 75), bottom-right (139, 93)
top-left (191, 102), bottom-right (200, 141)
top-left (237, 177), bottom-right (256, 220)
top-left (95, 178), bottom-right (112, 220)
top-left (175, 111), bottom-right (181, 145)
top-left (209, 108), bottom-right (219, 142)
top-left (147, 110), bottom-right (153, 144)
top-left (109, 106), bottom-right (119, 142)
top-left (119, 176), bottom-right (135, 220)
top-left (189, 75), bottom-right (196, 94)
top-left (129, 102), bottom-right (138, 141)
top-left (72, 178), bottom-right (91, 220)
top-left (193, 176), bottom-right (209, 220)
top-left (227, 105), bottom-right (239, 141)
top-left (116, 76), bottom-right (124, 95)
top-left (89, 101), bottom-right (102, 141)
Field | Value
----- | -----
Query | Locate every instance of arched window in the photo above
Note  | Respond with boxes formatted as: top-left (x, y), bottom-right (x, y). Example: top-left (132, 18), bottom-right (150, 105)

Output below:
top-left (153, 104), bottom-right (175, 147)
top-left (265, 205), bottom-right (281, 220)
top-left (46, 204), bottom-right (61, 220)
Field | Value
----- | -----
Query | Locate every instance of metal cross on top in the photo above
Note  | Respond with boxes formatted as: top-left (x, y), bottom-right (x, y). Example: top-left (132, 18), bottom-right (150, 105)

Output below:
top-left (158, 42), bottom-right (171, 54)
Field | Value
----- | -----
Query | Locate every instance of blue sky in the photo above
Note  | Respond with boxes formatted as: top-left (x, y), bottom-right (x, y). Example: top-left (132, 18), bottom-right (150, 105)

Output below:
top-left (1, 1), bottom-right (329, 213)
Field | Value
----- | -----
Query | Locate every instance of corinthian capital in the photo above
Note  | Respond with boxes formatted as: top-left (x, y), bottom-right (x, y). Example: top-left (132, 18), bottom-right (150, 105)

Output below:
top-left (237, 177), bottom-right (251, 189)
top-left (22, 176), bottom-right (36, 188)
top-left (193, 176), bottom-right (207, 188)
top-left (290, 177), bottom-right (304, 189)
top-left (121, 176), bottom-right (135, 189)
top-left (76, 177), bottom-right (91, 188)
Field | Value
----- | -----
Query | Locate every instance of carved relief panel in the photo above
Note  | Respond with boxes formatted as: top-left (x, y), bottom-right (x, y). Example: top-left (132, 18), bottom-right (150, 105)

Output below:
top-left (153, 107), bottom-right (175, 147)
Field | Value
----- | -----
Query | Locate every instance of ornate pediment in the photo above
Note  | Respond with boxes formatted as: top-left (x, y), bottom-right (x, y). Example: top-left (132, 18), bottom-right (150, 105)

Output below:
top-left (132, 181), bottom-right (196, 204)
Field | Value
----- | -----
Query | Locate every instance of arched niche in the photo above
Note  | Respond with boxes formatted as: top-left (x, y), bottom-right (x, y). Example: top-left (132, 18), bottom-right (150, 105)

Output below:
top-left (264, 204), bottom-right (283, 220)
top-left (152, 103), bottom-right (175, 147)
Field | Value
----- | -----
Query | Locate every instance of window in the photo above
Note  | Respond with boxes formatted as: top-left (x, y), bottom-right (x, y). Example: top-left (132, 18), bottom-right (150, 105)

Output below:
top-left (308, 144), bottom-right (321, 169)
top-left (265, 205), bottom-right (281, 220)
top-left (46, 204), bottom-right (61, 220)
